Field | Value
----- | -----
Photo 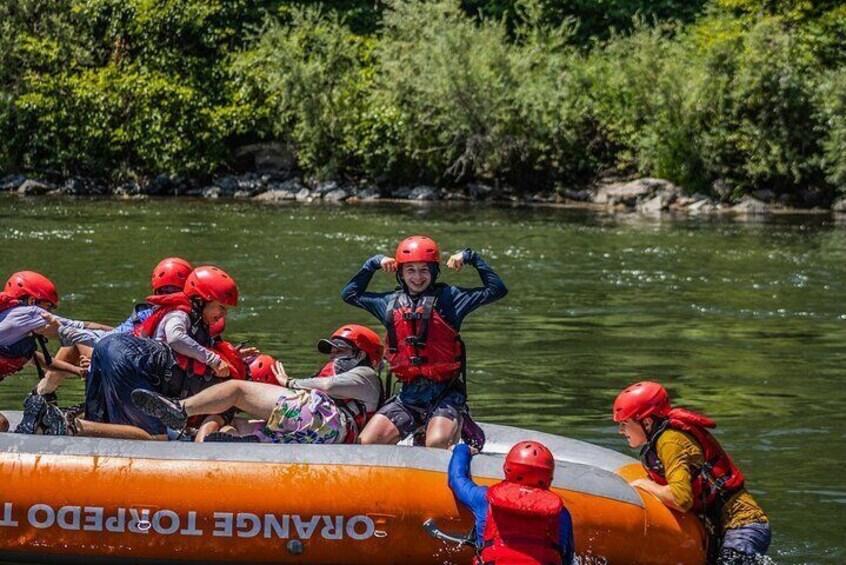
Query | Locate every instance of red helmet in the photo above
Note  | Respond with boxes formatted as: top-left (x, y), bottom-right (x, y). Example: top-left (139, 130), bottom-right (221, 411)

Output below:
top-left (151, 257), bottom-right (193, 292)
top-left (395, 235), bottom-right (440, 264)
top-left (249, 354), bottom-right (277, 384)
top-left (503, 441), bottom-right (555, 489)
top-left (5, 271), bottom-right (59, 307)
top-left (318, 324), bottom-right (384, 366)
top-left (184, 266), bottom-right (239, 307)
top-left (612, 381), bottom-right (671, 423)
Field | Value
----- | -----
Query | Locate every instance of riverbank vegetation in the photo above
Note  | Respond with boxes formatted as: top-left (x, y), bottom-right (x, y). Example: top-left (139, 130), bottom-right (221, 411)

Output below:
top-left (1, 0), bottom-right (843, 204)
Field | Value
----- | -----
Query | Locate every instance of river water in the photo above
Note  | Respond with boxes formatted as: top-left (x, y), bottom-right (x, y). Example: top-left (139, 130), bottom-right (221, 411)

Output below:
top-left (1, 196), bottom-right (844, 564)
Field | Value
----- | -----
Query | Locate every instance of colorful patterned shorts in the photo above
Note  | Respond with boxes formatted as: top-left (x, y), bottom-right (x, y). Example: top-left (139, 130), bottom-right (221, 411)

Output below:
top-left (252, 389), bottom-right (345, 445)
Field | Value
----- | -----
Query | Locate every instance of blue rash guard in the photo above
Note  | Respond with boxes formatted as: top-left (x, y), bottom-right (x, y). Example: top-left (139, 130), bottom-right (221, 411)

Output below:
top-left (341, 249), bottom-right (507, 331)
top-left (341, 249), bottom-right (507, 405)
top-left (448, 444), bottom-right (576, 564)
top-left (112, 304), bottom-right (153, 334)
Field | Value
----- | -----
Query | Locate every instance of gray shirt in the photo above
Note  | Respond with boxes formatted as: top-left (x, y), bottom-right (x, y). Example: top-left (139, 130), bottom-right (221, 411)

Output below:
top-left (152, 311), bottom-right (220, 366)
top-left (292, 365), bottom-right (381, 413)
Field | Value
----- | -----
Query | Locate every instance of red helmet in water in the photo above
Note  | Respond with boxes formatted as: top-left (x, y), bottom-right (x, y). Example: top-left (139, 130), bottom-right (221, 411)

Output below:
top-left (613, 381), bottom-right (671, 423)
top-left (503, 441), bottom-right (555, 489)
top-left (5, 271), bottom-right (59, 307)
top-left (151, 257), bottom-right (193, 293)
top-left (395, 235), bottom-right (440, 264)
top-left (184, 266), bottom-right (239, 307)
top-left (249, 354), bottom-right (277, 384)
top-left (317, 324), bottom-right (384, 366)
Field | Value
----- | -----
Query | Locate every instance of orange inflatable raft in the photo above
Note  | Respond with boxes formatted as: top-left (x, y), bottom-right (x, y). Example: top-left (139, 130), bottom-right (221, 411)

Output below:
top-left (0, 414), bottom-right (705, 564)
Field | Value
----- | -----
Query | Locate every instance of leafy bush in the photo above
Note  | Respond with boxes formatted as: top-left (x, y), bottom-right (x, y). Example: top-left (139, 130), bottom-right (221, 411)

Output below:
top-left (0, 0), bottom-right (842, 200)
top-left (233, 8), bottom-right (373, 179)
top-left (816, 67), bottom-right (846, 192)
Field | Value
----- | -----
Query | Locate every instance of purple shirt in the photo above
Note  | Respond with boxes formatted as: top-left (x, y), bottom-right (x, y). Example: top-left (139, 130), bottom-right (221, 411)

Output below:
top-left (0, 305), bottom-right (83, 347)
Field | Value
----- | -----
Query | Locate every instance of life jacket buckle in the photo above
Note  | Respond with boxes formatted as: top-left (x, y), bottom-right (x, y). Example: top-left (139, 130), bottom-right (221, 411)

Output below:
top-left (405, 336), bottom-right (426, 347)
top-left (403, 312), bottom-right (423, 321)
top-left (409, 356), bottom-right (426, 366)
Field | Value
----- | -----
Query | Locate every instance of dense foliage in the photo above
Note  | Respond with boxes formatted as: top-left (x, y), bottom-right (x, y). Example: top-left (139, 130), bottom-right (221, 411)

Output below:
top-left (0, 0), bottom-right (843, 201)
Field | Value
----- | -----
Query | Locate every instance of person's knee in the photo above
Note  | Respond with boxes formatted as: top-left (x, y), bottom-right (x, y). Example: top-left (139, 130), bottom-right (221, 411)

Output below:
top-left (424, 431), bottom-right (456, 449)
top-left (0, 412), bottom-right (9, 432)
top-left (56, 345), bottom-right (79, 362)
top-left (359, 416), bottom-right (400, 445)
top-left (425, 418), bottom-right (459, 449)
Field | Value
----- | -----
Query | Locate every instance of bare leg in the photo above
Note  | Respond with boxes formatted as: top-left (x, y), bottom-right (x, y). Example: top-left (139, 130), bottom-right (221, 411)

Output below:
top-left (357, 414), bottom-right (402, 445)
top-left (75, 419), bottom-right (167, 440)
top-left (230, 417), bottom-right (259, 435)
top-left (0, 412), bottom-right (8, 432)
top-left (194, 415), bottom-right (225, 442)
top-left (37, 346), bottom-right (80, 395)
top-left (182, 380), bottom-right (283, 421)
top-left (425, 416), bottom-right (460, 449)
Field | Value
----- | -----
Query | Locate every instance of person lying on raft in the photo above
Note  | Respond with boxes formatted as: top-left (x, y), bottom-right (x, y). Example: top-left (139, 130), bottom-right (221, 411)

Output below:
top-left (33, 257), bottom-right (194, 402)
top-left (17, 265), bottom-right (244, 438)
top-left (0, 271), bottom-right (109, 434)
top-left (613, 381), bottom-right (770, 564)
top-left (341, 235), bottom-right (507, 448)
top-left (448, 441), bottom-right (575, 564)
top-left (20, 337), bottom-right (248, 440)
top-left (132, 324), bottom-right (383, 444)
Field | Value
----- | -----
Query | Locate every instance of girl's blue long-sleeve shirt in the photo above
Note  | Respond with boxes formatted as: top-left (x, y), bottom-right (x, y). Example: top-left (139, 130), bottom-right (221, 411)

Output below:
top-left (340, 249), bottom-right (508, 330)
top-left (447, 444), bottom-right (576, 564)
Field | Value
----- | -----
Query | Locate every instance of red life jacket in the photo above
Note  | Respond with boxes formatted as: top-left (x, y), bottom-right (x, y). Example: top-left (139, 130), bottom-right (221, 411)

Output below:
top-left (315, 361), bottom-right (373, 444)
top-left (640, 408), bottom-right (745, 514)
top-left (0, 294), bottom-right (32, 379)
top-left (480, 481), bottom-right (564, 565)
top-left (385, 291), bottom-right (463, 383)
top-left (212, 340), bottom-right (247, 381)
top-left (134, 293), bottom-right (211, 377)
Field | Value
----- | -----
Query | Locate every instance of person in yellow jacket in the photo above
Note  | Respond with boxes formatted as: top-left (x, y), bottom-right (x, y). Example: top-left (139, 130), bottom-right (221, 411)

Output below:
top-left (613, 381), bottom-right (770, 564)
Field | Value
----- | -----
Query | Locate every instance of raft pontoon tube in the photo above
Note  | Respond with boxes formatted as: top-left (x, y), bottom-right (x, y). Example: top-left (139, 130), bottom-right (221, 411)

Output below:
top-left (0, 413), bottom-right (704, 564)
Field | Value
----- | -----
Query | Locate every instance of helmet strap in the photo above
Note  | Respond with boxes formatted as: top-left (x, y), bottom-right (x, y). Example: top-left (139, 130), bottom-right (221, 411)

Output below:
top-left (189, 297), bottom-right (206, 324)
top-left (642, 416), bottom-right (668, 440)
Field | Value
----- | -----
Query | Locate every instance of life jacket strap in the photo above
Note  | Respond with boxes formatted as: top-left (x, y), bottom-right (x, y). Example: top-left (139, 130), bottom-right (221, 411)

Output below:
top-left (416, 296), bottom-right (436, 349)
top-left (385, 292), bottom-right (401, 353)
top-left (404, 335), bottom-right (425, 347)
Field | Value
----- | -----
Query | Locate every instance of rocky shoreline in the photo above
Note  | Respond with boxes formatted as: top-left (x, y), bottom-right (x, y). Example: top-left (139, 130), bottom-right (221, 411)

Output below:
top-left (2, 172), bottom-right (845, 216)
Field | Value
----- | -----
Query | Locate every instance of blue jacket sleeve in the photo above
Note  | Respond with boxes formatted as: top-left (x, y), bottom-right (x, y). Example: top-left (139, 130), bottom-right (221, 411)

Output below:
top-left (340, 255), bottom-right (392, 326)
top-left (445, 249), bottom-right (508, 328)
top-left (113, 306), bottom-right (152, 335)
top-left (559, 507), bottom-right (575, 564)
top-left (448, 444), bottom-right (489, 545)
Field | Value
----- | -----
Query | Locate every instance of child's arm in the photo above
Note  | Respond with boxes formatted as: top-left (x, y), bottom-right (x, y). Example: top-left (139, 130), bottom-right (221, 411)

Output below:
top-left (446, 249), bottom-right (509, 323)
top-left (448, 444), bottom-right (489, 513)
top-left (559, 508), bottom-right (576, 564)
top-left (161, 313), bottom-right (226, 375)
top-left (340, 254), bottom-right (393, 324)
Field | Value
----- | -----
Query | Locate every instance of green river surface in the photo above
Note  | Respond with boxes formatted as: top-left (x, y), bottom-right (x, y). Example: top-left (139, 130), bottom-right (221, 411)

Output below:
top-left (1, 196), bottom-right (844, 564)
